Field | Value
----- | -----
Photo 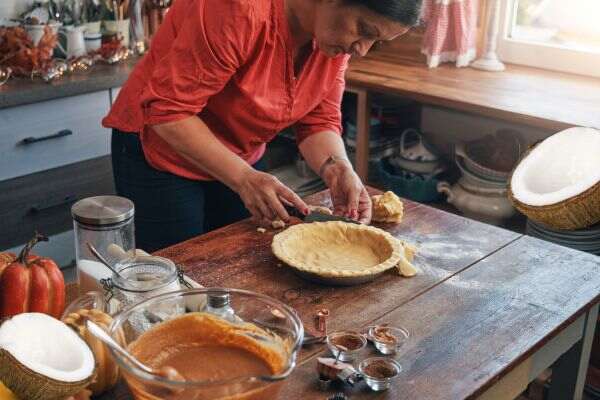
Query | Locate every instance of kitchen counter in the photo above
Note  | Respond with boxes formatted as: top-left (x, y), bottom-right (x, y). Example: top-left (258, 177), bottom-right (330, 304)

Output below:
top-left (0, 57), bottom-right (138, 109)
top-left (78, 187), bottom-right (600, 400)
top-left (345, 51), bottom-right (600, 180)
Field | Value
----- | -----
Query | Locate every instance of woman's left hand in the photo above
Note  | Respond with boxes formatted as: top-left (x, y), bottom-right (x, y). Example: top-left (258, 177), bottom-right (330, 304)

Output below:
top-left (321, 161), bottom-right (372, 224)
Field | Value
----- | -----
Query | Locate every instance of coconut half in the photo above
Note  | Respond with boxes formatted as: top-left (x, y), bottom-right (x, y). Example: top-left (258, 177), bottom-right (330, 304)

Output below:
top-left (0, 313), bottom-right (96, 400)
top-left (509, 127), bottom-right (600, 230)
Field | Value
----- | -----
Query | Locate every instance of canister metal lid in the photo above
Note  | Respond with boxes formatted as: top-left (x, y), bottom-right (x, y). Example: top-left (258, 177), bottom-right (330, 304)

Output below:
top-left (71, 196), bottom-right (134, 225)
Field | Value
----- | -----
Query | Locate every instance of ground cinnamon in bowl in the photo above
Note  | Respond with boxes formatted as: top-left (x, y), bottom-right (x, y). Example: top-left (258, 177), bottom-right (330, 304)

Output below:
top-left (363, 359), bottom-right (398, 379)
top-left (359, 357), bottom-right (402, 391)
top-left (371, 326), bottom-right (397, 345)
top-left (368, 325), bottom-right (409, 355)
top-left (330, 333), bottom-right (365, 350)
top-left (326, 331), bottom-right (367, 362)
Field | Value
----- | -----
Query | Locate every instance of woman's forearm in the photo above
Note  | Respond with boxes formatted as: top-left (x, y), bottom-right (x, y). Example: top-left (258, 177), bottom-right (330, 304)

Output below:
top-left (298, 131), bottom-right (350, 175)
top-left (153, 116), bottom-right (309, 222)
top-left (299, 130), bottom-right (370, 222)
top-left (152, 116), bottom-right (252, 190)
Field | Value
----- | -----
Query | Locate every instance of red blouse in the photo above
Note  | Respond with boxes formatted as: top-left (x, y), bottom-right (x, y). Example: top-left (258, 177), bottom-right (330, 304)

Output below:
top-left (103, 0), bottom-right (349, 180)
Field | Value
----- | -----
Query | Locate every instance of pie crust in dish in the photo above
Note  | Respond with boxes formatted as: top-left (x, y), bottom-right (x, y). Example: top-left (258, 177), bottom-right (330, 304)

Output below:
top-left (271, 221), bottom-right (404, 278)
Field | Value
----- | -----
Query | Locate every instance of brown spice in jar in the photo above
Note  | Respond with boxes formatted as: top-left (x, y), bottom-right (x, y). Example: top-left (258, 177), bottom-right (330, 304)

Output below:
top-left (364, 360), bottom-right (397, 379)
top-left (373, 326), bottom-right (397, 345)
top-left (330, 334), bottom-right (364, 350)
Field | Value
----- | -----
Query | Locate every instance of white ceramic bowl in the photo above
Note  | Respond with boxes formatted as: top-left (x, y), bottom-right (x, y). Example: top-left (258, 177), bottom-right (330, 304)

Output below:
top-left (455, 142), bottom-right (511, 181)
top-left (456, 157), bottom-right (507, 189)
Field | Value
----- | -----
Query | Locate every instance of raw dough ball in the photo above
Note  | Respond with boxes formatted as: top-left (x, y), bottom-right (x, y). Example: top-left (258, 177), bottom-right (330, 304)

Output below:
top-left (397, 259), bottom-right (417, 277)
top-left (272, 219), bottom-right (286, 229)
top-left (400, 241), bottom-right (416, 262)
top-left (371, 191), bottom-right (404, 223)
top-left (396, 240), bottom-right (418, 277)
top-left (309, 205), bottom-right (333, 215)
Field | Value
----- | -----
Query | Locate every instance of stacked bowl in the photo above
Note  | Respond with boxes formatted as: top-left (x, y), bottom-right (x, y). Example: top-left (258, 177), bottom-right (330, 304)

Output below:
top-left (526, 220), bottom-right (600, 255)
top-left (437, 131), bottom-right (523, 225)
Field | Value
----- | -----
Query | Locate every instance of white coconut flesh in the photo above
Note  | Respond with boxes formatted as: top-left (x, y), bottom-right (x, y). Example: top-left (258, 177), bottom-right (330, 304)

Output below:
top-left (0, 313), bottom-right (95, 383)
top-left (511, 127), bottom-right (600, 206)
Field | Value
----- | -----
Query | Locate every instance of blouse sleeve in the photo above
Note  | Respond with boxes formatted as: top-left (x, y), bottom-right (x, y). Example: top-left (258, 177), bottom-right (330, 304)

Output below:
top-left (141, 0), bottom-right (258, 126)
top-left (294, 57), bottom-right (349, 144)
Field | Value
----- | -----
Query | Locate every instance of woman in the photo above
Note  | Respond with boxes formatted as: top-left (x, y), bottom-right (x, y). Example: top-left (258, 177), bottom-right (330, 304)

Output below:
top-left (103, 0), bottom-right (421, 252)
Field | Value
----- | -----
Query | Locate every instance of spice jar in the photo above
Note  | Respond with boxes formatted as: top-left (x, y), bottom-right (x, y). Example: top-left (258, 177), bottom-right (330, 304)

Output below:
top-left (72, 196), bottom-right (135, 295)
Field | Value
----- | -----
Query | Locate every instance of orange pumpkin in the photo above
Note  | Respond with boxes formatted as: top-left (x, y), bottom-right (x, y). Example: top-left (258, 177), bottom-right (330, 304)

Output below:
top-left (0, 233), bottom-right (65, 319)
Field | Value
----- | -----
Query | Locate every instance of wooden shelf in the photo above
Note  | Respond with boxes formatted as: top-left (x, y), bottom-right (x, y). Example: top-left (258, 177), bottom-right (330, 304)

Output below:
top-left (347, 52), bottom-right (600, 131)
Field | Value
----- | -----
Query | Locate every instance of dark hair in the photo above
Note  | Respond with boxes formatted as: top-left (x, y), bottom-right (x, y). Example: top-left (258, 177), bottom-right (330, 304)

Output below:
top-left (345, 0), bottom-right (423, 27)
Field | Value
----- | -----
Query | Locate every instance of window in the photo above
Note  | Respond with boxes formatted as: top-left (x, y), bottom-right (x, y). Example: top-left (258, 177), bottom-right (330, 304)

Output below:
top-left (497, 0), bottom-right (600, 78)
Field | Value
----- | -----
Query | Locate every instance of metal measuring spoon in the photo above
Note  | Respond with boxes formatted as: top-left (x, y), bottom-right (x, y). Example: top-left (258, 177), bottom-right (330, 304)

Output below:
top-left (86, 242), bottom-right (125, 279)
top-left (86, 320), bottom-right (185, 382)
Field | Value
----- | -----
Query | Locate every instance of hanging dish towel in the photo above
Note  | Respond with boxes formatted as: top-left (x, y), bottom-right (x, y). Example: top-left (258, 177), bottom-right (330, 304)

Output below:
top-left (421, 0), bottom-right (478, 68)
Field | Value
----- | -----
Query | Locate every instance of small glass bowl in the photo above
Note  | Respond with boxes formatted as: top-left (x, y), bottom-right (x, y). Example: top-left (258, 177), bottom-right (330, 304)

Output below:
top-left (359, 357), bottom-right (402, 391)
top-left (367, 325), bottom-right (409, 355)
top-left (326, 331), bottom-right (367, 362)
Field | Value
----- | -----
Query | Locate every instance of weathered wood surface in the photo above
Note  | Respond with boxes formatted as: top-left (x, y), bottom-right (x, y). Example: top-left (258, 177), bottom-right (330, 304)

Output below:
top-left (156, 189), bottom-right (519, 343)
top-left (279, 236), bottom-right (600, 399)
top-left (86, 188), bottom-right (599, 400)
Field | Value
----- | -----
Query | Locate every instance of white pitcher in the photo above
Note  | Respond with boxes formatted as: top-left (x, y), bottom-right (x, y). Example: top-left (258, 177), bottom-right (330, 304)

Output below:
top-left (57, 25), bottom-right (87, 59)
top-left (24, 22), bottom-right (62, 46)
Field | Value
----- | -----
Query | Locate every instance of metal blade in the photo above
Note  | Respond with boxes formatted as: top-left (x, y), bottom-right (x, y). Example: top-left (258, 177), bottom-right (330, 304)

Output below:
top-left (304, 212), bottom-right (360, 224)
top-left (283, 205), bottom-right (360, 224)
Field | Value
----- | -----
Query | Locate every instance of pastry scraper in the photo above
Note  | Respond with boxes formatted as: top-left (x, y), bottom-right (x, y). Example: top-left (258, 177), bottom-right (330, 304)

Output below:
top-left (285, 205), bottom-right (360, 224)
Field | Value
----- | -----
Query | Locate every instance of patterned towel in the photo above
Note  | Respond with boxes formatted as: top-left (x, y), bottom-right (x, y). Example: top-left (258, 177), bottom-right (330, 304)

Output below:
top-left (421, 0), bottom-right (479, 68)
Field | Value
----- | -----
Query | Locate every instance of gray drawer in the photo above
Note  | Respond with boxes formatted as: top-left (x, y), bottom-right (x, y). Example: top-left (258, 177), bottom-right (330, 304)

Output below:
top-left (0, 156), bottom-right (115, 250)
top-left (0, 91), bottom-right (111, 181)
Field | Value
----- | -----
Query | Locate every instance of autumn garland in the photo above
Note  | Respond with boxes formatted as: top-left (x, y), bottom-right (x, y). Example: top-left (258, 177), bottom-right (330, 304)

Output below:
top-left (0, 26), bottom-right (132, 83)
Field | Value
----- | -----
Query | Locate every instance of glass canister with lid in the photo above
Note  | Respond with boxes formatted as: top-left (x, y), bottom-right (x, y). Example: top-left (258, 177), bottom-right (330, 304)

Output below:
top-left (71, 196), bottom-right (135, 295)
top-left (101, 255), bottom-right (192, 330)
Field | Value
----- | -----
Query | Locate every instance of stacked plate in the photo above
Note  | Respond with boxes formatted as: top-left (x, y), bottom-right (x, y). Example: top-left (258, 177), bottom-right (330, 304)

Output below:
top-left (526, 219), bottom-right (600, 255)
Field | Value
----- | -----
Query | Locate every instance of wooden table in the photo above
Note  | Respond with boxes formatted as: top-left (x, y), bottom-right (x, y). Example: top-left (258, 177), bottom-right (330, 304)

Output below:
top-left (99, 188), bottom-right (600, 400)
top-left (345, 52), bottom-right (600, 180)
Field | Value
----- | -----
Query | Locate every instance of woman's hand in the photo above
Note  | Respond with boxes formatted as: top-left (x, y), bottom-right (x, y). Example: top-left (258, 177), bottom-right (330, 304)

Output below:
top-left (322, 161), bottom-right (372, 224)
top-left (233, 169), bottom-right (309, 225)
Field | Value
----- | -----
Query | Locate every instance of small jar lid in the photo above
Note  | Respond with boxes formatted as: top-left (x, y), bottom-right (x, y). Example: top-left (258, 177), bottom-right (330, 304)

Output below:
top-left (112, 255), bottom-right (177, 292)
top-left (72, 196), bottom-right (134, 225)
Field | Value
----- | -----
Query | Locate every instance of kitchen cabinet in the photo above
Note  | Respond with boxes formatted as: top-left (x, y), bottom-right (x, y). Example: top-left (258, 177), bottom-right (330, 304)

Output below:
top-left (0, 91), bottom-right (111, 181)
top-left (0, 90), bottom-right (115, 269)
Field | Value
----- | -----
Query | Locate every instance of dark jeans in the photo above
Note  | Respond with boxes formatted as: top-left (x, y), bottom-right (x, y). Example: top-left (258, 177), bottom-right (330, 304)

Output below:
top-left (111, 129), bottom-right (263, 252)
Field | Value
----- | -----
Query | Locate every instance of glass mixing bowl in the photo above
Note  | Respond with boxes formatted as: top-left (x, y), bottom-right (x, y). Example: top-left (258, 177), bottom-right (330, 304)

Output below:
top-left (108, 288), bottom-right (304, 400)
